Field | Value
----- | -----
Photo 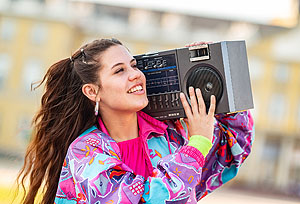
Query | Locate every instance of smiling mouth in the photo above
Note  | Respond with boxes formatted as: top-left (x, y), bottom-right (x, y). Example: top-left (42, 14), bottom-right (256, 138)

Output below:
top-left (128, 85), bottom-right (143, 93)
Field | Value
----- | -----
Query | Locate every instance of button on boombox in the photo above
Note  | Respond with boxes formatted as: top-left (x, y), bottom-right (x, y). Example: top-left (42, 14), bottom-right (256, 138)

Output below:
top-left (146, 93), bottom-right (180, 111)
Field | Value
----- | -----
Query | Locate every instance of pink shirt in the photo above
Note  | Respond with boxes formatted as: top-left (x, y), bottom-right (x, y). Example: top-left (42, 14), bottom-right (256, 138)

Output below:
top-left (97, 111), bottom-right (171, 179)
top-left (117, 137), bottom-right (152, 179)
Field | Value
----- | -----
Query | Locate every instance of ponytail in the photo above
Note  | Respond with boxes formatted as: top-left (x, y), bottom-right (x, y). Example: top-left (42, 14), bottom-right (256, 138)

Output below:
top-left (16, 38), bottom-right (122, 204)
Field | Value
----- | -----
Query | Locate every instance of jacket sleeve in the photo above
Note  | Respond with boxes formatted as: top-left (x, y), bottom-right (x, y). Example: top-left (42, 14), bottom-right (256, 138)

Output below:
top-left (196, 110), bottom-right (254, 200)
top-left (55, 136), bottom-right (207, 204)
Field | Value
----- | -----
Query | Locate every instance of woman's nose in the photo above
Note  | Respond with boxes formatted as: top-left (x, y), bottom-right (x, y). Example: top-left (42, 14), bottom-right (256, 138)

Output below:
top-left (128, 67), bottom-right (141, 81)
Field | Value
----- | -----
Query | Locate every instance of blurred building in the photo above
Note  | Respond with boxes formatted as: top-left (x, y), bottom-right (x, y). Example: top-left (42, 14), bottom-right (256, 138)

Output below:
top-left (0, 0), bottom-right (300, 198)
top-left (0, 1), bottom-right (86, 157)
top-left (238, 25), bottom-right (300, 197)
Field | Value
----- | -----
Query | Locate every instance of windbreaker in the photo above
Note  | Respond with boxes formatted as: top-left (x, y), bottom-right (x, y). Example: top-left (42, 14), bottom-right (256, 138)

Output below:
top-left (55, 110), bottom-right (254, 204)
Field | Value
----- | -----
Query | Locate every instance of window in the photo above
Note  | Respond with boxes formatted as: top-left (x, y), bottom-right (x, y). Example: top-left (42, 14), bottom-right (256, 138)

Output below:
top-left (273, 63), bottom-right (290, 83)
top-left (260, 137), bottom-right (280, 186)
top-left (0, 18), bottom-right (16, 41)
top-left (297, 102), bottom-right (300, 123)
top-left (0, 112), bottom-right (2, 141)
top-left (268, 93), bottom-right (286, 122)
top-left (248, 57), bottom-right (264, 81)
top-left (289, 141), bottom-right (300, 196)
top-left (30, 23), bottom-right (48, 45)
top-left (251, 95), bottom-right (259, 120)
top-left (16, 115), bottom-right (32, 144)
top-left (22, 58), bottom-right (43, 92)
top-left (0, 53), bottom-right (12, 90)
top-left (128, 9), bottom-right (158, 38)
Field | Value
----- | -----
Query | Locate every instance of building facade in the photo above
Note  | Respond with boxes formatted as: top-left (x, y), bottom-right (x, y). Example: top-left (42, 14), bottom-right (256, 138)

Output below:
top-left (0, 12), bottom-right (84, 156)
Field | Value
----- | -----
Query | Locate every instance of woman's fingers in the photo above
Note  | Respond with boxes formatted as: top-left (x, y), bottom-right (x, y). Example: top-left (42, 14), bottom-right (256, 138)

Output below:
top-left (181, 87), bottom-right (216, 118)
top-left (189, 87), bottom-right (199, 115)
top-left (208, 95), bottom-right (216, 116)
top-left (185, 41), bottom-right (213, 47)
top-left (180, 92), bottom-right (192, 119)
top-left (195, 88), bottom-right (206, 114)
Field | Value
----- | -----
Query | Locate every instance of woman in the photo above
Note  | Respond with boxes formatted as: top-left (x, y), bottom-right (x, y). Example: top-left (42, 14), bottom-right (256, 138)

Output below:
top-left (17, 38), bottom-right (253, 204)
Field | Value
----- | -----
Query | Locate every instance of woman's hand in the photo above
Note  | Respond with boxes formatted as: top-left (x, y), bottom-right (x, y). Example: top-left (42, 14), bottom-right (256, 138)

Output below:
top-left (179, 87), bottom-right (216, 141)
top-left (185, 41), bottom-right (212, 47)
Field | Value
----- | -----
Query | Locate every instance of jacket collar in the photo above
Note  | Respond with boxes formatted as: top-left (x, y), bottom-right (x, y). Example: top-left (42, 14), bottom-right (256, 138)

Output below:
top-left (97, 111), bottom-right (168, 142)
top-left (137, 111), bottom-right (168, 140)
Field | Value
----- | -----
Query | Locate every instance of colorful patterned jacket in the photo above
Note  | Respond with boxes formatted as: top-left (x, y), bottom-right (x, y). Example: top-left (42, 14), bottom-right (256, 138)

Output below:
top-left (55, 110), bottom-right (254, 204)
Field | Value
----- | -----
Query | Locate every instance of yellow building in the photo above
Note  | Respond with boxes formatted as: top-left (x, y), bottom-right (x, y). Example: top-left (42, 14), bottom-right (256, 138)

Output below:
top-left (0, 13), bottom-right (84, 156)
top-left (236, 29), bottom-right (300, 196)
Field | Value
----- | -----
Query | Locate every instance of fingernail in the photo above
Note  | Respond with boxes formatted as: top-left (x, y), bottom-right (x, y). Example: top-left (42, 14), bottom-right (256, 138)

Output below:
top-left (196, 88), bottom-right (200, 92)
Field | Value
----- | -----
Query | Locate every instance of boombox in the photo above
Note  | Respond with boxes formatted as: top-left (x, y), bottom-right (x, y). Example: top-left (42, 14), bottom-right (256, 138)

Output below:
top-left (134, 40), bottom-right (254, 120)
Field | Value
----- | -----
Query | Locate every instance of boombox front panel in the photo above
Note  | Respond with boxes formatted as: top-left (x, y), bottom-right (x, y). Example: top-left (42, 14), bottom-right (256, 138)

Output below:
top-left (176, 44), bottom-right (231, 114)
top-left (135, 41), bottom-right (253, 120)
top-left (135, 50), bottom-right (185, 120)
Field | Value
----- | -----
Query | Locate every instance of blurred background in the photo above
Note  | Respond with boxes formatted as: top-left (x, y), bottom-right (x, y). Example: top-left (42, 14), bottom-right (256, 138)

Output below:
top-left (1, 0), bottom-right (300, 203)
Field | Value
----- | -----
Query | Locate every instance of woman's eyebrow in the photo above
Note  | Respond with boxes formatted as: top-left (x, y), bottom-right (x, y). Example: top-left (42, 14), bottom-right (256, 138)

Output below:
top-left (111, 63), bottom-right (123, 70)
top-left (111, 59), bottom-right (136, 69)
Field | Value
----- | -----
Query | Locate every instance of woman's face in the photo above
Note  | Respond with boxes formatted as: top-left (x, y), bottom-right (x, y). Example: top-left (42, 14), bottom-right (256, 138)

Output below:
top-left (97, 45), bottom-right (148, 115)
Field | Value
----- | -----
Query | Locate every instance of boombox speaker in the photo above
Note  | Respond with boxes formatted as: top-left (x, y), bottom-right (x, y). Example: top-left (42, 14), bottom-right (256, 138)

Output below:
top-left (134, 40), bottom-right (254, 120)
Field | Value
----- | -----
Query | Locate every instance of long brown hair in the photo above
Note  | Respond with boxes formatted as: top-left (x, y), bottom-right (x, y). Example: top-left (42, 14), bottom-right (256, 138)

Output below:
top-left (16, 38), bottom-right (122, 204)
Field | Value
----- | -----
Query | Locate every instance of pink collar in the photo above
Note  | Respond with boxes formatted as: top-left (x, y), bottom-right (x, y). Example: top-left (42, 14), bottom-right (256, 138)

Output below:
top-left (97, 111), bottom-right (168, 141)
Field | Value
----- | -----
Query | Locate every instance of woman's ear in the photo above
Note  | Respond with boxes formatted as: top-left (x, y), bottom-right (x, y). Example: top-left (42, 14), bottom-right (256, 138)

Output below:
top-left (82, 84), bottom-right (99, 102)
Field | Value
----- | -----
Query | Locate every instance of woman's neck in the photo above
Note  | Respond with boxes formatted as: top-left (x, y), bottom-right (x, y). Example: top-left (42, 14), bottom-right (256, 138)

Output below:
top-left (100, 111), bottom-right (139, 143)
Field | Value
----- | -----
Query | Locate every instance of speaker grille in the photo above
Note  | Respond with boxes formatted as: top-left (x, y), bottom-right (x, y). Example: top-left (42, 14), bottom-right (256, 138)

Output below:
top-left (186, 65), bottom-right (223, 112)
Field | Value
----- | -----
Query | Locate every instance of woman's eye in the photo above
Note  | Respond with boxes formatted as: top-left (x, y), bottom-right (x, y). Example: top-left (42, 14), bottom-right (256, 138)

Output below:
top-left (115, 68), bottom-right (124, 74)
top-left (132, 64), bottom-right (137, 69)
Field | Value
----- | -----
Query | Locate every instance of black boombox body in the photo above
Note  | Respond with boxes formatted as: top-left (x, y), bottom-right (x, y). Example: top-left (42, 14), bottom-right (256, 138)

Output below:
top-left (134, 40), bottom-right (254, 120)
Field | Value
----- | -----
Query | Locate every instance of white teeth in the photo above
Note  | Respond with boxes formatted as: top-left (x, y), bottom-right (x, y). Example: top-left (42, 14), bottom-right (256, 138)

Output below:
top-left (128, 85), bottom-right (143, 93)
